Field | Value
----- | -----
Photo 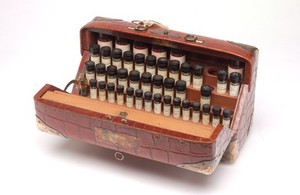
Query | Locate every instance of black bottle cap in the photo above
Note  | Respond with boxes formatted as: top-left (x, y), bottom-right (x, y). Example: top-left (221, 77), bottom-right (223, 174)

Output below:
top-left (135, 89), bottom-right (143, 97)
top-left (89, 79), bottom-right (97, 87)
top-left (163, 95), bottom-right (171, 104)
top-left (173, 97), bottom-right (181, 106)
top-left (90, 44), bottom-right (100, 54)
top-left (141, 72), bottom-right (152, 83)
top-left (107, 83), bottom-right (115, 91)
top-left (212, 105), bottom-right (222, 117)
top-left (217, 70), bottom-right (228, 81)
top-left (202, 104), bottom-right (211, 113)
top-left (176, 80), bottom-right (186, 91)
top-left (101, 46), bottom-right (111, 57)
top-left (116, 37), bottom-right (129, 44)
top-left (152, 45), bottom-right (165, 52)
top-left (98, 81), bottom-right (106, 89)
top-left (112, 48), bottom-right (122, 59)
top-left (85, 61), bottom-right (95, 71)
top-left (230, 72), bottom-right (241, 83)
top-left (223, 109), bottom-right (232, 118)
top-left (107, 65), bottom-right (117, 76)
top-left (144, 91), bottom-right (152, 100)
top-left (134, 53), bottom-right (145, 64)
top-left (116, 85), bottom-right (124, 94)
top-left (193, 65), bottom-right (204, 76)
top-left (117, 68), bottom-right (128, 79)
top-left (157, 57), bottom-right (168, 69)
top-left (164, 77), bottom-right (175, 88)
top-left (192, 102), bottom-right (200, 111)
top-left (129, 70), bottom-right (140, 81)
top-left (171, 49), bottom-right (184, 55)
top-left (123, 51), bottom-right (133, 61)
top-left (99, 34), bottom-right (112, 40)
top-left (169, 60), bottom-right (180, 71)
top-left (230, 61), bottom-right (245, 68)
top-left (146, 55), bottom-right (157, 66)
top-left (134, 41), bottom-right (147, 48)
top-left (96, 63), bottom-right (106, 74)
top-left (182, 99), bottom-right (190, 108)
top-left (126, 87), bottom-right (134, 96)
top-left (153, 75), bottom-right (163, 86)
top-left (181, 62), bottom-right (192, 73)
top-left (201, 85), bottom-right (212, 97)
top-left (154, 93), bottom-right (162, 103)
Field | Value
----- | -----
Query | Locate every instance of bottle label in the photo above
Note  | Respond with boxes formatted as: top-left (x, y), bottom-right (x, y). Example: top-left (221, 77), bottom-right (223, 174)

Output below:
top-left (222, 118), bottom-right (231, 128)
top-left (101, 57), bottom-right (111, 67)
top-left (124, 61), bottom-right (133, 72)
top-left (86, 72), bottom-right (95, 83)
top-left (201, 96), bottom-right (211, 107)
top-left (141, 83), bottom-right (151, 93)
top-left (192, 111), bottom-right (200, 123)
top-left (130, 81), bottom-right (139, 92)
top-left (163, 105), bottom-right (171, 116)
top-left (202, 113), bottom-right (210, 125)
top-left (133, 47), bottom-right (148, 57)
top-left (99, 90), bottom-right (106, 101)
top-left (144, 101), bottom-right (152, 112)
top-left (228, 66), bottom-right (244, 79)
top-left (108, 92), bottom-right (115, 103)
top-left (152, 50), bottom-right (167, 59)
top-left (182, 109), bottom-right (190, 121)
top-left (193, 76), bottom-right (203, 89)
top-left (107, 76), bottom-right (117, 86)
top-left (181, 73), bottom-right (191, 86)
top-left (217, 81), bottom-right (227, 94)
top-left (157, 69), bottom-right (167, 79)
top-left (91, 54), bottom-right (100, 64)
top-left (98, 40), bottom-right (112, 50)
top-left (173, 107), bottom-right (181, 118)
top-left (212, 117), bottom-right (220, 127)
top-left (164, 88), bottom-right (174, 100)
top-left (113, 59), bottom-right (122, 69)
top-left (126, 96), bottom-right (133, 108)
top-left (96, 74), bottom-right (106, 82)
top-left (90, 88), bottom-right (97, 99)
top-left (169, 71), bottom-right (179, 82)
top-left (118, 78), bottom-right (128, 88)
top-left (152, 86), bottom-right (162, 96)
top-left (229, 83), bottom-right (240, 96)
top-left (117, 94), bottom-right (124, 105)
top-left (135, 63), bottom-right (145, 74)
top-left (170, 55), bottom-right (186, 67)
top-left (135, 98), bottom-right (143, 110)
top-left (176, 91), bottom-right (186, 101)
top-left (115, 44), bottom-right (130, 54)
top-left (146, 66), bottom-right (156, 75)
top-left (154, 102), bottom-right (161, 114)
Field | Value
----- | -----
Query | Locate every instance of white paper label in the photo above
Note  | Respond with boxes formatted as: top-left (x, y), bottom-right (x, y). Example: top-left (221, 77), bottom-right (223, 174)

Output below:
top-left (157, 69), bottom-right (167, 79)
top-left (133, 48), bottom-right (148, 57)
top-left (229, 83), bottom-right (240, 96)
top-left (108, 92), bottom-right (115, 103)
top-left (192, 76), bottom-right (203, 89)
top-left (101, 57), bottom-right (111, 67)
top-left (170, 55), bottom-right (186, 67)
top-left (201, 96), bottom-right (211, 107)
top-left (135, 63), bottom-right (145, 74)
top-left (169, 72), bottom-right (179, 82)
top-left (126, 96), bottom-right (133, 108)
top-left (113, 59), bottom-right (122, 70)
top-left (98, 40), bottom-right (113, 50)
top-left (181, 73), bottom-right (191, 86)
top-left (154, 102), bottom-right (161, 114)
top-left (130, 81), bottom-right (139, 92)
top-left (217, 81), bottom-right (227, 94)
top-left (228, 66), bottom-right (244, 79)
top-left (135, 98), bottom-right (143, 110)
top-left (144, 101), bottom-right (152, 112)
top-left (212, 117), bottom-right (220, 127)
top-left (222, 118), bottom-right (231, 128)
top-left (115, 44), bottom-right (130, 54)
top-left (146, 66), bottom-right (156, 75)
top-left (182, 109), bottom-right (190, 121)
top-left (192, 112), bottom-right (200, 123)
top-left (152, 86), bottom-right (162, 96)
top-left (152, 50), bottom-right (167, 59)
top-left (202, 113), bottom-right (210, 125)
top-left (176, 91), bottom-right (186, 101)
top-left (141, 83), bottom-right (151, 93)
top-left (173, 107), bottom-right (181, 119)
top-left (117, 94), bottom-right (124, 105)
top-left (99, 90), bottom-right (106, 101)
top-left (107, 76), bottom-right (117, 86)
top-left (118, 78), bottom-right (128, 88)
top-left (164, 89), bottom-right (174, 100)
top-left (124, 61), bottom-right (133, 72)
top-left (91, 55), bottom-right (100, 64)
top-left (90, 88), bottom-right (97, 99)
top-left (86, 72), bottom-right (95, 83)
top-left (163, 105), bottom-right (171, 116)
top-left (96, 74), bottom-right (105, 83)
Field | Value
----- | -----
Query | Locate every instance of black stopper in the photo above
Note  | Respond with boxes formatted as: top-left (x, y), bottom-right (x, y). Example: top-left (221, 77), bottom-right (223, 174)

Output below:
top-left (99, 34), bottom-right (112, 40)
top-left (163, 95), bottom-right (171, 104)
top-left (176, 80), bottom-right (186, 91)
top-left (173, 97), bottom-right (181, 106)
top-left (141, 72), bottom-right (152, 83)
top-left (129, 70), bottom-right (140, 81)
top-left (107, 65), bottom-right (117, 76)
top-left (193, 65), bottom-right (204, 76)
top-left (152, 45), bottom-right (165, 52)
top-left (169, 60), bottom-right (180, 71)
top-left (89, 79), bottom-right (97, 87)
top-left (112, 48), bottom-right (122, 59)
top-left (202, 104), bottom-right (211, 113)
top-left (164, 77), bottom-right (175, 88)
top-left (230, 72), bottom-right (241, 83)
top-left (134, 41), bottom-right (147, 48)
top-left (134, 53), bottom-right (145, 64)
top-left (116, 85), bottom-right (124, 94)
top-left (217, 70), bottom-right (228, 81)
top-left (101, 46), bottom-right (111, 57)
top-left (230, 61), bottom-right (245, 68)
top-left (135, 89), bottom-right (143, 98)
top-left (212, 105), bottom-right (222, 117)
top-left (157, 57), bottom-right (168, 69)
top-left (123, 51), bottom-right (133, 61)
top-left (153, 75), bottom-right (163, 86)
top-left (223, 109), bottom-right (232, 118)
top-left (98, 81), bottom-right (106, 89)
top-left (107, 83), bottom-right (115, 91)
top-left (146, 55), bottom-right (157, 66)
top-left (126, 87), bottom-right (134, 96)
top-left (85, 61), bottom-right (95, 72)
top-left (201, 85), bottom-right (212, 97)
top-left (171, 49), bottom-right (184, 55)
top-left (117, 68), bottom-right (128, 79)
top-left (182, 99), bottom-right (190, 108)
top-left (116, 37), bottom-right (129, 44)
top-left (181, 62), bottom-right (192, 73)
top-left (192, 102), bottom-right (200, 111)
top-left (154, 93), bottom-right (162, 103)
top-left (89, 44), bottom-right (100, 55)
top-left (144, 91), bottom-right (152, 100)
top-left (96, 63), bottom-right (106, 74)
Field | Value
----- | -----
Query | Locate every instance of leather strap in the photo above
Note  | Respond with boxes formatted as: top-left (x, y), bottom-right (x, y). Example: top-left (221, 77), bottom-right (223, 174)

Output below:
top-left (64, 79), bottom-right (79, 92)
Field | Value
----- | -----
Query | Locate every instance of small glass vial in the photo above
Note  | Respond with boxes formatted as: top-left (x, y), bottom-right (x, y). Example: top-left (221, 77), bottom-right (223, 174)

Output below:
top-left (126, 87), bottom-right (134, 108)
top-left (212, 105), bottom-right (222, 127)
top-left (95, 63), bottom-right (106, 83)
top-left (146, 55), bottom-right (157, 75)
top-left (164, 77), bottom-right (175, 100)
top-left (144, 91), bottom-right (153, 112)
top-left (202, 104), bottom-right (211, 125)
top-left (157, 57), bottom-right (168, 79)
top-left (170, 49), bottom-right (186, 67)
top-left (180, 62), bottom-right (192, 86)
top-left (89, 44), bottom-right (100, 64)
top-left (173, 97), bottom-right (181, 119)
top-left (116, 85), bottom-right (124, 105)
top-left (141, 72), bottom-right (152, 92)
top-left (163, 95), bottom-right (171, 116)
top-left (117, 68), bottom-right (128, 88)
top-left (228, 61), bottom-right (245, 79)
top-left (217, 70), bottom-right (228, 94)
top-left (200, 85), bottom-right (212, 106)
top-left (123, 51), bottom-right (134, 72)
top-left (89, 79), bottom-right (97, 99)
top-left (169, 60), bottom-right (180, 82)
top-left (107, 83), bottom-right (115, 104)
top-left (151, 45), bottom-right (167, 60)
top-left (229, 72), bottom-right (241, 96)
top-left (98, 34), bottom-right (113, 50)
top-left (153, 93), bottom-right (162, 114)
top-left (100, 46), bottom-right (111, 68)
top-left (79, 72), bottom-right (88, 97)
top-left (98, 81), bottom-right (106, 101)
top-left (192, 64), bottom-right (204, 89)
top-left (129, 70), bottom-right (140, 92)
top-left (192, 102), bottom-right (200, 123)
top-left (85, 61), bottom-right (95, 83)
top-left (135, 89), bottom-right (143, 110)
top-left (134, 53), bottom-right (145, 74)
top-left (222, 109), bottom-right (232, 128)
top-left (133, 41), bottom-right (148, 56)
top-left (115, 37), bottom-right (130, 54)
top-left (182, 99), bottom-right (190, 121)
top-left (106, 65), bottom-right (117, 86)
top-left (152, 74), bottom-right (163, 96)
top-left (112, 48), bottom-right (122, 69)
top-left (175, 80), bottom-right (187, 101)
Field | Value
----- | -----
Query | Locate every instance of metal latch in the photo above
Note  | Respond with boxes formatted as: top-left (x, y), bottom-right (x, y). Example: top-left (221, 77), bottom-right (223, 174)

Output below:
top-left (128, 20), bottom-right (168, 31)
top-left (185, 34), bottom-right (204, 44)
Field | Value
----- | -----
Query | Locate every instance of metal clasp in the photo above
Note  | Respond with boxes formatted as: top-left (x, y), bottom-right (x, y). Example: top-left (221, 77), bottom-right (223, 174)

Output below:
top-left (128, 20), bottom-right (168, 31)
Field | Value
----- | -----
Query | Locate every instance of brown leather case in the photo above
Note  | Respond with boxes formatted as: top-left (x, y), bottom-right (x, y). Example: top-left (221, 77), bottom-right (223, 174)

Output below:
top-left (34, 17), bottom-right (258, 175)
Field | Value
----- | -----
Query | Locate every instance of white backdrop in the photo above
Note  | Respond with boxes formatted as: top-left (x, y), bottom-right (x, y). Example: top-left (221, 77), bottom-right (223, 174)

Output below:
top-left (0, 0), bottom-right (299, 194)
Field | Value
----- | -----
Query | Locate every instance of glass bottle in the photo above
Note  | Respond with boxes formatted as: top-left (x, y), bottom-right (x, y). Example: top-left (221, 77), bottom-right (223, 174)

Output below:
top-left (117, 68), bottom-right (128, 88)
top-left (151, 45), bottom-right (167, 60)
top-left (133, 41), bottom-right (148, 56)
top-left (153, 93), bottom-right (162, 114)
top-left (146, 55), bottom-right (157, 75)
top-left (200, 85), bottom-right (212, 106)
top-left (89, 44), bottom-right (100, 64)
top-left (192, 64), bottom-right (204, 89)
top-left (106, 65), bottom-right (117, 86)
top-left (228, 61), bottom-right (245, 79)
top-left (182, 99), bottom-right (190, 121)
top-left (144, 91), bottom-right (153, 112)
top-left (212, 105), bottom-right (222, 127)
top-left (173, 97), bottom-right (181, 119)
top-left (169, 60), bottom-right (180, 82)
top-left (135, 89), bottom-right (143, 110)
top-left (202, 104), bottom-right (211, 125)
top-left (100, 46), bottom-right (111, 68)
top-left (170, 49), bottom-right (185, 67)
top-left (85, 61), bottom-right (95, 83)
top-left (129, 70), bottom-right (140, 92)
top-left (163, 77), bottom-right (175, 100)
top-left (98, 34), bottom-right (113, 50)
top-left (217, 70), bottom-right (228, 94)
top-left (180, 62), bottom-right (192, 86)
top-left (157, 57), bottom-right (168, 79)
top-left (134, 53), bottom-right (145, 74)
top-left (163, 95), bottom-right (171, 116)
top-left (107, 83), bottom-right (115, 104)
top-left (98, 81), bottom-right (106, 101)
top-left (229, 72), bottom-right (241, 96)
top-left (175, 80), bottom-right (187, 101)
top-left (222, 109), bottom-right (232, 128)
top-left (192, 102), bottom-right (200, 123)
top-left (89, 79), bottom-right (97, 99)
top-left (116, 85), bottom-right (124, 105)
top-left (115, 37), bottom-right (130, 54)
top-left (112, 48), bottom-right (122, 69)
top-left (126, 87), bottom-right (134, 108)
top-left (152, 74), bottom-right (163, 96)
top-left (95, 63), bottom-right (106, 83)
top-left (141, 72), bottom-right (152, 92)
top-left (123, 51), bottom-right (134, 72)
